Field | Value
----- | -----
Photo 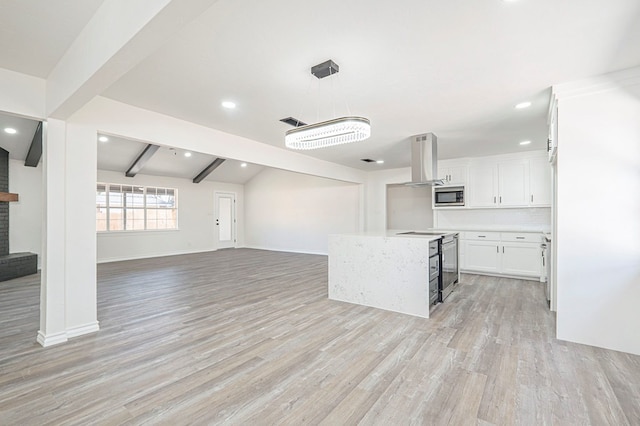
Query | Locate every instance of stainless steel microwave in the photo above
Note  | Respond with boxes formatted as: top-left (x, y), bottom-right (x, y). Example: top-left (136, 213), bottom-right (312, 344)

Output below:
top-left (434, 186), bottom-right (465, 207)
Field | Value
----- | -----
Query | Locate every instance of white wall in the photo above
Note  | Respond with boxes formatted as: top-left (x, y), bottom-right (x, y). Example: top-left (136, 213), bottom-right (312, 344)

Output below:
top-left (244, 168), bottom-right (361, 255)
top-left (386, 184), bottom-right (433, 230)
top-left (8, 159), bottom-right (42, 266)
top-left (365, 167), bottom-right (412, 232)
top-left (554, 68), bottom-right (640, 355)
top-left (97, 170), bottom-right (244, 263)
top-left (434, 208), bottom-right (550, 231)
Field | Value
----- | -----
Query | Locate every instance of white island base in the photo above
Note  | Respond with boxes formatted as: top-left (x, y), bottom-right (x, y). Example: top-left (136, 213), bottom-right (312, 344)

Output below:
top-left (328, 232), bottom-right (440, 318)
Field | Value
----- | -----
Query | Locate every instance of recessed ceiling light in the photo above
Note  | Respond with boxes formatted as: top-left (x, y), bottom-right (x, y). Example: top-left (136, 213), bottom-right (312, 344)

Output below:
top-left (520, 140), bottom-right (532, 145)
top-left (376, 160), bottom-right (384, 164)
top-left (222, 101), bottom-right (236, 109)
top-left (4, 128), bottom-right (17, 134)
top-left (98, 136), bottom-right (109, 142)
top-left (240, 163), bottom-right (247, 168)
top-left (515, 101), bottom-right (531, 109)
top-left (184, 152), bottom-right (192, 157)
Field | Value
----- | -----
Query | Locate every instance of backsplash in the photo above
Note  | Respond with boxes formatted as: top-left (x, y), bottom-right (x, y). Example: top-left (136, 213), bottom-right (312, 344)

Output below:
top-left (434, 208), bottom-right (551, 231)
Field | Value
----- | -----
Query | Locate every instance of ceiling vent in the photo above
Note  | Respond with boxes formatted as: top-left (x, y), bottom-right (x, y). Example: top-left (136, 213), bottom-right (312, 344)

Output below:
top-left (280, 117), bottom-right (307, 127)
top-left (360, 158), bottom-right (376, 163)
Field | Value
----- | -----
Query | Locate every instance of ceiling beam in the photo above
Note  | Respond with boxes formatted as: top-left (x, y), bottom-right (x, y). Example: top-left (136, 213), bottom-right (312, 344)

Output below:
top-left (125, 144), bottom-right (160, 177)
top-left (193, 158), bottom-right (225, 183)
top-left (46, 0), bottom-right (219, 119)
top-left (24, 121), bottom-right (43, 167)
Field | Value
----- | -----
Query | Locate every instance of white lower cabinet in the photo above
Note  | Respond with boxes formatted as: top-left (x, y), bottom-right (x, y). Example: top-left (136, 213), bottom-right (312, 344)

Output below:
top-left (461, 232), bottom-right (542, 280)
top-left (500, 242), bottom-right (542, 277)
top-left (465, 241), bottom-right (500, 273)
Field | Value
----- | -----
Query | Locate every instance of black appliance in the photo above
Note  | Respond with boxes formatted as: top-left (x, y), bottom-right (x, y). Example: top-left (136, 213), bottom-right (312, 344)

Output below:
top-left (434, 186), bottom-right (465, 207)
top-left (440, 234), bottom-right (459, 301)
top-left (428, 239), bottom-right (440, 306)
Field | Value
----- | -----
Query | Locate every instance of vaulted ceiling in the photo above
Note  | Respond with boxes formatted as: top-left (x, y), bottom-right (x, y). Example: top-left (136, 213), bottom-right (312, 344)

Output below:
top-left (1, 0), bottom-right (639, 172)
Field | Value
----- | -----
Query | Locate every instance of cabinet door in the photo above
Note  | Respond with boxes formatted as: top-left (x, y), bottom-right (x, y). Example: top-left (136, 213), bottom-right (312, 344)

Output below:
top-left (464, 240), bottom-right (500, 273)
top-left (501, 243), bottom-right (541, 277)
top-left (468, 165), bottom-right (497, 207)
top-left (529, 157), bottom-right (551, 206)
top-left (498, 161), bottom-right (529, 207)
top-left (447, 165), bottom-right (468, 185)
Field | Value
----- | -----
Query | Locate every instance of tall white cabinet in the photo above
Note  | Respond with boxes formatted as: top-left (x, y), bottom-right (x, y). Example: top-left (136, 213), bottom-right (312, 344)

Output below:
top-left (529, 156), bottom-right (552, 206)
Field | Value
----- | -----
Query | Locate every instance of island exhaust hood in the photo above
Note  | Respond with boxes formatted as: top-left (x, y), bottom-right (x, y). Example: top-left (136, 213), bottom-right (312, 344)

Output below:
top-left (405, 133), bottom-right (445, 186)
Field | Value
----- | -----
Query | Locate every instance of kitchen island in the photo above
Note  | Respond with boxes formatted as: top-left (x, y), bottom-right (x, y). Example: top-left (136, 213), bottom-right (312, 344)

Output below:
top-left (328, 231), bottom-right (446, 318)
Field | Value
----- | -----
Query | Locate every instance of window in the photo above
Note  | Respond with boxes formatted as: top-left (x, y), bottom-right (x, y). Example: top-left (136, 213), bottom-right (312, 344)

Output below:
top-left (96, 183), bottom-right (177, 231)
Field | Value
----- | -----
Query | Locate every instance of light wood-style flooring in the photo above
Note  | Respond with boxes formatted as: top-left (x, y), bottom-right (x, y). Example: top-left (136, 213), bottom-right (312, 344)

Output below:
top-left (1, 248), bottom-right (639, 425)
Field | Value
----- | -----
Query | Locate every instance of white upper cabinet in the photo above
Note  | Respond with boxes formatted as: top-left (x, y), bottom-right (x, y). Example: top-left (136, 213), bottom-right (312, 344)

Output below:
top-left (437, 160), bottom-right (468, 185)
top-left (440, 165), bottom-right (468, 185)
top-left (468, 163), bottom-right (498, 207)
top-left (497, 161), bottom-right (529, 207)
top-left (465, 152), bottom-right (550, 209)
top-left (529, 156), bottom-right (552, 206)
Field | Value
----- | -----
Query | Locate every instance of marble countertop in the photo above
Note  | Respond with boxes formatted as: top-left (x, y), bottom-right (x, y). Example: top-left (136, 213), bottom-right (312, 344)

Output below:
top-left (431, 226), bottom-right (550, 234)
top-left (335, 227), bottom-right (549, 239)
top-left (332, 230), bottom-right (453, 241)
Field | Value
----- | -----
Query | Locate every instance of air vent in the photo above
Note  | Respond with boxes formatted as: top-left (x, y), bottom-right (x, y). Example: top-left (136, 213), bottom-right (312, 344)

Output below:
top-left (280, 117), bottom-right (307, 127)
top-left (360, 158), bottom-right (376, 163)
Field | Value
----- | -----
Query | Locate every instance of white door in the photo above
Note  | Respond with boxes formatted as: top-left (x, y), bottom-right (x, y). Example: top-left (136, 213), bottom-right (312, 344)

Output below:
top-left (529, 157), bottom-right (552, 206)
top-left (498, 161), bottom-right (529, 207)
top-left (464, 240), bottom-right (500, 273)
top-left (468, 164), bottom-right (497, 207)
top-left (446, 165), bottom-right (468, 185)
top-left (501, 243), bottom-right (542, 277)
top-left (215, 192), bottom-right (236, 249)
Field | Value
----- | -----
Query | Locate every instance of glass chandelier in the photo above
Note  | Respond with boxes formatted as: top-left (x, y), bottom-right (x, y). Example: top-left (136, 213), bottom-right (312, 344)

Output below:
top-left (284, 60), bottom-right (371, 150)
top-left (285, 116), bottom-right (371, 150)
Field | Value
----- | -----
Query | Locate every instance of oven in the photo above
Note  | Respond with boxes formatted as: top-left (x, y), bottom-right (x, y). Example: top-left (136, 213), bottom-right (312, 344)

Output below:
top-left (428, 239), bottom-right (440, 306)
top-left (440, 233), bottom-right (459, 301)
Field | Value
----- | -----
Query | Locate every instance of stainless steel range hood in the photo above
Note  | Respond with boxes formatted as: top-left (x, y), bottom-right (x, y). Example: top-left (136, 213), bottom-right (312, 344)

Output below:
top-left (405, 133), bottom-right (445, 186)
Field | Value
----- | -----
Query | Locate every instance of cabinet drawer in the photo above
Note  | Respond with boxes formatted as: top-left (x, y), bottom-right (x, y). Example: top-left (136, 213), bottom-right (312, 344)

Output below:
top-left (464, 231), bottom-right (500, 241)
top-left (500, 232), bottom-right (541, 243)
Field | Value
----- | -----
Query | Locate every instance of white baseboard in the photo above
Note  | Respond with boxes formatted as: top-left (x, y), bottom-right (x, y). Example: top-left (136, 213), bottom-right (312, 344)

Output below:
top-left (66, 321), bottom-right (100, 338)
top-left (36, 322), bottom-right (100, 347)
top-left (97, 248), bottom-right (217, 264)
top-left (36, 330), bottom-right (68, 347)
top-left (244, 245), bottom-right (328, 256)
top-left (460, 270), bottom-right (541, 282)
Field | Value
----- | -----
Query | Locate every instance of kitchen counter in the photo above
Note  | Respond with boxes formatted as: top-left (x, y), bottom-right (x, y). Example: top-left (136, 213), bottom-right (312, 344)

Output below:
top-left (431, 226), bottom-right (550, 233)
top-left (328, 231), bottom-right (449, 318)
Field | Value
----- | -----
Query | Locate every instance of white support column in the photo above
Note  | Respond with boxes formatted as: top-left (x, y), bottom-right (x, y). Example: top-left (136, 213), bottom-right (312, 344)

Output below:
top-left (64, 124), bottom-right (99, 337)
top-left (38, 119), bottom-right (68, 346)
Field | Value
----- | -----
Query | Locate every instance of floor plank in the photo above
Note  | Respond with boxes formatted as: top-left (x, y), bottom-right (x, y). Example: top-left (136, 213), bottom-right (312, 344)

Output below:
top-left (0, 248), bottom-right (639, 425)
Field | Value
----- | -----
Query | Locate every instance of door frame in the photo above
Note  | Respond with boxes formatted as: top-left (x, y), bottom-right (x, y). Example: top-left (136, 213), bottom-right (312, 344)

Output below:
top-left (214, 191), bottom-right (237, 249)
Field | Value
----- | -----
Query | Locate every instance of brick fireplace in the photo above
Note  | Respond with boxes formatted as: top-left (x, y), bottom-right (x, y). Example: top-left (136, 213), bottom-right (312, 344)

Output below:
top-left (0, 147), bottom-right (37, 282)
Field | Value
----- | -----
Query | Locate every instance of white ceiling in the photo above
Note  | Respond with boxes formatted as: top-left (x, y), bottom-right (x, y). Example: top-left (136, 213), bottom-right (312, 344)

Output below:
top-left (100, 0), bottom-right (640, 169)
top-left (0, 113), bottom-right (264, 185)
top-left (0, 0), bottom-right (105, 78)
top-left (0, 114), bottom-right (40, 160)
top-left (1, 0), bottom-right (640, 173)
top-left (97, 135), bottom-right (264, 184)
